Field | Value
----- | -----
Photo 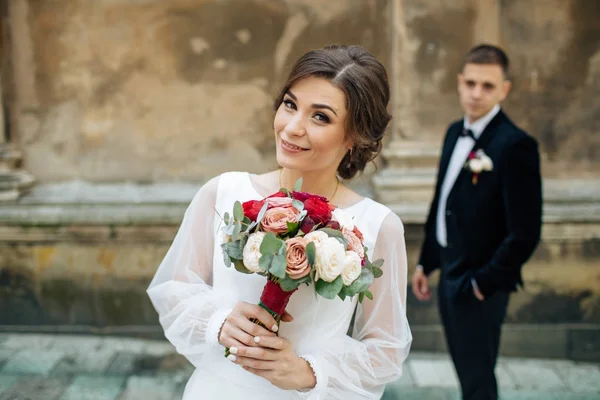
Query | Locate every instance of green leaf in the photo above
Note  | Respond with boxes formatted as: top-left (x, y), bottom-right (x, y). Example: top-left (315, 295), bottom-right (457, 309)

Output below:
top-left (270, 254), bottom-right (287, 279)
top-left (259, 255), bottom-right (272, 272)
top-left (233, 201), bottom-right (244, 221)
top-left (363, 290), bottom-right (374, 300)
top-left (260, 232), bottom-right (282, 255)
top-left (233, 260), bottom-right (253, 274)
top-left (372, 266), bottom-right (383, 279)
top-left (292, 200), bottom-right (304, 212)
top-left (293, 178), bottom-right (303, 192)
top-left (232, 221), bottom-right (241, 241)
top-left (279, 188), bottom-right (290, 196)
top-left (371, 259), bottom-right (384, 269)
top-left (347, 268), bottom-right (374, 294)
top-left (338, 291), bottom-right (346, 301)
top-left (224, 212), bottom-right (230, 225)
top-left (306, 242), bottom-right (316, 266)
top-left (222, 241), bottom-right (243, 260)
top-left (315, 276), bottom-right (343, 300)
top-left (222, 247), bottom-right (232, 267)
top-left (318, 228), bottom-right (345, 239)
top-left (286, 221), bottom-right (300, 235)
top-left (256, 201), bottom-right (269, 225)
top-left (359, 292), bottom-right (365, 303)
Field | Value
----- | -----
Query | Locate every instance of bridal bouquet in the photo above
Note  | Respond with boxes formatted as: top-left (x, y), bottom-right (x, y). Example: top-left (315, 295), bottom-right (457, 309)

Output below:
top-left (220, 179), bottom-right (384, 355)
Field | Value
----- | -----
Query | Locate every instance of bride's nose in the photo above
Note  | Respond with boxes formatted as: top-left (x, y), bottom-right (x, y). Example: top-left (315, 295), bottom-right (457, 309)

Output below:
top-left (284, 113), bottom-right (306, 137)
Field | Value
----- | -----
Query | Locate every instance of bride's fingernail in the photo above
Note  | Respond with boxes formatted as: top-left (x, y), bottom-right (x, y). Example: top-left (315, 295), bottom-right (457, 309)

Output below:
top-left (271, 324), bottom-right (279, 332)
top-left (230, 346), bottom-right (238, 355)
top-left (227, 354), bottom-right (237, 362)
top-left (253, 336), bottom-right (260, 343)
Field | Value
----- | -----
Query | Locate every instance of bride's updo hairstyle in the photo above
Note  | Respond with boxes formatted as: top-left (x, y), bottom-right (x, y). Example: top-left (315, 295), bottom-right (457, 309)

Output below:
top-left (274, 45), bottom-right (392, 180)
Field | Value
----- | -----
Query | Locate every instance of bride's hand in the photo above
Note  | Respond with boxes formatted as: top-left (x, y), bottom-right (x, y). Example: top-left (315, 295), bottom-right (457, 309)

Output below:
top-left (228, 336), bottom-right (316, 391)
top-left (218, 302), bottom-right (278, 349)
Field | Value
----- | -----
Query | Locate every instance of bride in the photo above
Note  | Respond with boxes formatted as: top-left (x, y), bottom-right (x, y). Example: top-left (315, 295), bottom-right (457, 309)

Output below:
top-left (147, 44), bottom-right (412, 399)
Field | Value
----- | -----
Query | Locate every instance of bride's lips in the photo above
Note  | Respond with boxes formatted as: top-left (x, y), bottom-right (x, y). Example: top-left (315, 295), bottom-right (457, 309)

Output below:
top-left (281, 139), bottom-right (309, 154)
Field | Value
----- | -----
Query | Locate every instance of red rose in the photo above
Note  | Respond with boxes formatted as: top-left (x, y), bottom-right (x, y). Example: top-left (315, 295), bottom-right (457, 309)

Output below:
top-left (303, 197), bottom-right (332, 226)
top-left (299, 216), bottom-right (316, 234)
top-left (292, 191), bottom-right (329, 203)
top-left (325, 220), bottom-right (341, 230)
top-left (267, 191), bottom-right (288, 199)
top-left (242, 200), bottom-right (265, 222)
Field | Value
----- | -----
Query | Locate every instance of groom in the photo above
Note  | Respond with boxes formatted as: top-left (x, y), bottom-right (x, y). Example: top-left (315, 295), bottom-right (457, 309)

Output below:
top-left (412, 44), bottom-right (542, 399)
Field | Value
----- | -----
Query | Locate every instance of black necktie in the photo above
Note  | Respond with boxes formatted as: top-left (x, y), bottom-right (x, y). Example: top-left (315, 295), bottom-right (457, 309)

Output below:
top-left (461, 128), bottom-right (475, 140)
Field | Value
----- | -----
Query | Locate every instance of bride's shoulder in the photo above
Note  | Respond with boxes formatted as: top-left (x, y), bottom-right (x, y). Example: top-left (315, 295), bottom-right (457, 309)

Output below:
top-left (358, 198), bottom-right (405, 234)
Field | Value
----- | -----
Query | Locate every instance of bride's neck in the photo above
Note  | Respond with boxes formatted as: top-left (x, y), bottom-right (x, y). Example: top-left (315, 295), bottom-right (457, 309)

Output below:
top-left (279, 168), bottom-right (340, 201)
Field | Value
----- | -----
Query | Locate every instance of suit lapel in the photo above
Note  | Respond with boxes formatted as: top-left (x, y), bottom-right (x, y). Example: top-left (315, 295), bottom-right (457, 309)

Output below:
top-left (437, 124), bottom-right (462, 189)
top-left (446, 110), bottom-right (506, 200)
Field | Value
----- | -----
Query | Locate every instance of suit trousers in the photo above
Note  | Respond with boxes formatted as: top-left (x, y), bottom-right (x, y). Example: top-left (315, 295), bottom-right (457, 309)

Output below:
top-left (438, 263), bottom-right (510, 399)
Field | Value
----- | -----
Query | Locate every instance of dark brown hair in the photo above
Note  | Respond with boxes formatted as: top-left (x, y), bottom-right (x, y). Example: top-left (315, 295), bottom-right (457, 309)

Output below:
top-left (274, 45), bottom-right (392, 180)
top-left (463, 44), bottom-right (510, 78)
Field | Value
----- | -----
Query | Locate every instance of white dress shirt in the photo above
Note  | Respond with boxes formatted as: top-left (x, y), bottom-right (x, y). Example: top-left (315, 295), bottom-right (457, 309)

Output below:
top-left (435, 104), bottom-right (500, 248)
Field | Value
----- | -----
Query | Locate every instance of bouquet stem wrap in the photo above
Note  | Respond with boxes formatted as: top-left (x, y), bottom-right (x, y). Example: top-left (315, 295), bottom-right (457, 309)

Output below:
top-left (224, 275), bottom-right (297, 357)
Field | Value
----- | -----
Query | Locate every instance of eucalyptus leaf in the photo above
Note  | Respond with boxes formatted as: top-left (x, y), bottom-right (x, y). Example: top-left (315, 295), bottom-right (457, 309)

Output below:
top-left (224, 212), bottom-right (230, 225)
top-left (363, 290), bottom-right (374, 300)
top-left (232, 221), bottom-right (241, 241)
top-left (347, 268), bottom-right (374, 294)
top-left (222, 241), bottom-right (243, 260)
top-left (306, 242), bottom-right (316, 266)
top-left (221, 247), bottom-right (232, 268)
top-left (293, 178), bottom-right (303, 192)
top-left (259, 255), bottom-right (273, 272)
top-left (318, 228), bottom-right (345, 239)
top-left (292, 200), bottom-right (304, 212)
top-left (256, 201), bottom-right (269, 225)
top-left (372, 266), bottom-right (383, 279)
top-left (315, 276), bottom-right (343, 300)
top-left (371, 259), bottom-right (384, 269)
top-left (260, 232), bottom-right (281, 255)
top-left (234, 260), bottom-right (253, 274)
top-left (280, 188), bottom-right (290, 196)
top-left (270, 254), bottom-right (287, 279)
top-left (233, 201), bottom-right (244, 221)
top-left (279, 275), bottom-right (300, 292)
top-left (359, 292), bottom-right (365, 303)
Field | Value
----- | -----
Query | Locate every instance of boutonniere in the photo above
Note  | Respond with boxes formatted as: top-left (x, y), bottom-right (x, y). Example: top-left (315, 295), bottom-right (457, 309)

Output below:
top-left (464, 149), bottom-right (493, 185)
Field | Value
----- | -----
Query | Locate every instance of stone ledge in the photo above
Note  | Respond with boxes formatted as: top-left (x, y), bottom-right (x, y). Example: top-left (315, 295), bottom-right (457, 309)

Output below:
top-left (0, 180), bottom-right (598, 227)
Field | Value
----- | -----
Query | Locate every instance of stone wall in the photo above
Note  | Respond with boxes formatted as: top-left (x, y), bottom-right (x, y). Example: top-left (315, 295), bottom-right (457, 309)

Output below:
top-left (10, 0), bottom-right (391, 183)
top-left (8, 0), bottom-right (599, 183)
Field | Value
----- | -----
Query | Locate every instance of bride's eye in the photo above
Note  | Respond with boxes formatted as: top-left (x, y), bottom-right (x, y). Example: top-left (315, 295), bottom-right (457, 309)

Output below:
top-left (283, 99), bottom-right (296, 110)
top-left (314, 113), bottom-right (330, 123)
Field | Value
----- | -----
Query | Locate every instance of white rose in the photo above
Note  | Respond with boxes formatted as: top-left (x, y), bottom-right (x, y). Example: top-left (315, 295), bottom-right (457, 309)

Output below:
top-left (468, 158), bottom-right (484, 173)
top-left (331, 208), bottom-right (354, 230)
top-left (314, 237), bottom-right (346, 282)
top-left (242, 232), bottom-right (266, 273)
top-left (304, 231), bottom-right (329, 248)
top-left (341, 251), bottom-right (362, 286)
top-left (480, 155), bottom-right (493, 171)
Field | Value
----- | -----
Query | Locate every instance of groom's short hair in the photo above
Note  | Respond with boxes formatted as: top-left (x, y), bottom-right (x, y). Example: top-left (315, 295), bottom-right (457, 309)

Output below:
top-left (463, 44), bottom-right (509, 78)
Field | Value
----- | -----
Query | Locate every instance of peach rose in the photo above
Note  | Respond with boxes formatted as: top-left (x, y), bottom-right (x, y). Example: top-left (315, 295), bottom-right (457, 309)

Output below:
top-left (285, 237), bottom-right (311, 279)
top-left (261, 206), bottom-right (300, 234)
top-left (343, 227), bottom-right (365, 260)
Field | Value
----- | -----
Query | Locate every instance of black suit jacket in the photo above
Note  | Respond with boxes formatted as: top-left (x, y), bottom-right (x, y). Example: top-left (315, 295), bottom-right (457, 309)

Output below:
top-left (418, 110), bottom-right (542, 300)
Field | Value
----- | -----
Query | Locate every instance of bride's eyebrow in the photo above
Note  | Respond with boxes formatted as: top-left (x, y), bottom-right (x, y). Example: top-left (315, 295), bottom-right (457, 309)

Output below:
top-left (286, 90), bottom-right (338, 116)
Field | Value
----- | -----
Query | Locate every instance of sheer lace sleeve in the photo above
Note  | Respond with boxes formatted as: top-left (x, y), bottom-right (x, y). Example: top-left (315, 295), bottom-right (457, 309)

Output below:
top-left (146, 176), bottom-right (231, 367)
top-left (297, 211), bottom-right (412, 399)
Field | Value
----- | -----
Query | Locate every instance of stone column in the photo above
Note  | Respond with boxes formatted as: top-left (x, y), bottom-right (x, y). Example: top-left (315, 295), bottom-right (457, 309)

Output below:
top-left (0, 0), bottom-right (35, 202)
top-left (373, 0), bottom-right (502, 217)
top-left (373, 0), bottom-right (441, 218)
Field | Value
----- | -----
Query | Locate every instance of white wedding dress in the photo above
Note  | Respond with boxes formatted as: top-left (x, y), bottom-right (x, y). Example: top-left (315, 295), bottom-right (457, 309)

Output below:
top-left (147, 172), bottom-right (412, 399)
